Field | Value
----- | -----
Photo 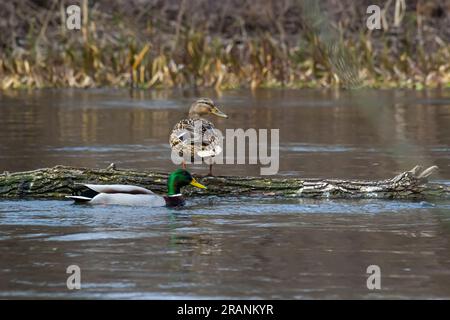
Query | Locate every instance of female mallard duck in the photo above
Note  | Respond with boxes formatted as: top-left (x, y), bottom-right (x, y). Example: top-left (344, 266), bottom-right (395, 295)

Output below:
top-left (169, 98), bottom-right (228, 176)
top-left (66, 169), bottom-right (206, 207)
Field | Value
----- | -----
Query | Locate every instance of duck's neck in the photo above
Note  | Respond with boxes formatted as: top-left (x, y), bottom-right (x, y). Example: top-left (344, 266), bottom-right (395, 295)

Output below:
top-left (167, 176), bottom-right (181, 197)
top-left (188, 111), bottom-right (202, 119)
top-left (165, 181), bottom-right (185, 207)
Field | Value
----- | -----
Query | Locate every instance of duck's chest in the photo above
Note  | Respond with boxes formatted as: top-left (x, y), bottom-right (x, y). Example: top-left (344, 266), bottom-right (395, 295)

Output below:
top-left (163, 195), bottom-right (186, 207)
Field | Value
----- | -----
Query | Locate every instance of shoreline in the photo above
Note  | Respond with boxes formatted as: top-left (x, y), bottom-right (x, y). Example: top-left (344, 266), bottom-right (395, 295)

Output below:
top-left (1, 1), bottom-right (449, 91)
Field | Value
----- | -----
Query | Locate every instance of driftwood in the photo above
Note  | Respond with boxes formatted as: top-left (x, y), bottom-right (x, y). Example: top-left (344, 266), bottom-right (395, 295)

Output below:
top-left (0, 164), bottom-right (448, 200)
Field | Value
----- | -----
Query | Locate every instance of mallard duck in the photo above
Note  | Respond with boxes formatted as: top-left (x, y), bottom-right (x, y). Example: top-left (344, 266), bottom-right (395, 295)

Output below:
top-left (65, 169), bottom-right (206, 207)
top-left (170, 98), bottom-right (228, 176)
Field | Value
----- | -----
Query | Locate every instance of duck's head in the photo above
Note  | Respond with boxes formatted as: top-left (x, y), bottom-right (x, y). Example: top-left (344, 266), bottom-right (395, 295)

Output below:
top-left (167, 169), bottom-right (206, 196)
top-left (188, 98), bottom-right (228, 119)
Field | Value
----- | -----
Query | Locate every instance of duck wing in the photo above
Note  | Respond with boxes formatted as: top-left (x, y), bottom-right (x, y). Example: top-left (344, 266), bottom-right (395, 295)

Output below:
top-left (82, 184), bottom-right (155, 195)
top-left (170, 118), bottom-right (223, 158)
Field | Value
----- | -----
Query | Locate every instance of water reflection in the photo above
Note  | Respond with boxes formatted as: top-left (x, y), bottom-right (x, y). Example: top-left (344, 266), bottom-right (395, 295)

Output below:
top-left (0, 88), bottom-right (449, 178)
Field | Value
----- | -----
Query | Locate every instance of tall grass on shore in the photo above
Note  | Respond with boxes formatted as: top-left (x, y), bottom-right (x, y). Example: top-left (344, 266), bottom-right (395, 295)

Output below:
top-left (0, 0), bottom-right (449, 90)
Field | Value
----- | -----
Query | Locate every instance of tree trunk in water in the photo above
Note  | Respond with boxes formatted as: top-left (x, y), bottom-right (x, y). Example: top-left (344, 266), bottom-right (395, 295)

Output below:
top-left (0, 164), bottom-right (448, 200)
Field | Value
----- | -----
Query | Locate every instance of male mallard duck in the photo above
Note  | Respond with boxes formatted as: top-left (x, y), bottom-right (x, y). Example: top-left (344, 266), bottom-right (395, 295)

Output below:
top-left (169, 98), bottom-right (228, 176)
top-left (65, 169), bottom-right (206, 207)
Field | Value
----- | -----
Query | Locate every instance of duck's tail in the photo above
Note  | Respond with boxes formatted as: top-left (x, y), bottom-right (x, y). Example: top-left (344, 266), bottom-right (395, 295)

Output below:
top-left (65, 196), bottom-right (92, 203)
top-left (197, 145), bottom-right (222, 158)
top-left (66, 185), bottom-right (99, 204)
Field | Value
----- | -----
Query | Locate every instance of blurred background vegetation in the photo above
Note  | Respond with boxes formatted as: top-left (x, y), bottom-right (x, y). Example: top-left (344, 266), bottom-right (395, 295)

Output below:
top-left (1, 0), bottom-right (449, 90)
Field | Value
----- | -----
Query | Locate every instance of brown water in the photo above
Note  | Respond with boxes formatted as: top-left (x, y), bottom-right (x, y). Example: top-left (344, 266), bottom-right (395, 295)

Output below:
top-left (0, 88), bottom-right (449, 299)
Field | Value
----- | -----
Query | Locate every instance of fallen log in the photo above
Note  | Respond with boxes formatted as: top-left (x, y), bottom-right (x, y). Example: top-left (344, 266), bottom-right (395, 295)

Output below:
top-left (0, 164), bottom-right (448, 200)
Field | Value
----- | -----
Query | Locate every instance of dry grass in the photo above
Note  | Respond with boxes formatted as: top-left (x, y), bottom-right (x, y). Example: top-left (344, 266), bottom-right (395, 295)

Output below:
top-left (0, 0), bottom-right (449, 90)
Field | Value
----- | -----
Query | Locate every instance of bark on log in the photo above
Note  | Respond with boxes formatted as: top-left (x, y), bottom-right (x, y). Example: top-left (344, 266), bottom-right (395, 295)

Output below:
top-left (0, 164), bottom-right (448, 200)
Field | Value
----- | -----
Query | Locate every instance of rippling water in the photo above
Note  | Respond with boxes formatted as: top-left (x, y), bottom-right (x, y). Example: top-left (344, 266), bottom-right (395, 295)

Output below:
top-left (0, 88), bottom-right (449, 299)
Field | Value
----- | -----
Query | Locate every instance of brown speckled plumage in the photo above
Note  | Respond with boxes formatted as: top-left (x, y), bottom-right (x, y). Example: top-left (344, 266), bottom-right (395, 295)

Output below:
top-left (169, 98), bottom-right (226, 162)
top-left (169, 118), bottom-right (222, 159)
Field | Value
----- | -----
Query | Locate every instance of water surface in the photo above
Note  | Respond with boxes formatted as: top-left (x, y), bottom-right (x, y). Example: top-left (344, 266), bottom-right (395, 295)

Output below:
top-left (0, 88), bottom-right (449, 299)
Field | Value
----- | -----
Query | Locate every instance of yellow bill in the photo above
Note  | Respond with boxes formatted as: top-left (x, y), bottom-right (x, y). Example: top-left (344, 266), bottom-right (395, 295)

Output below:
top-left (211, 107), bottom-right (228, 118)
top-left (190, 178), bottom-right (207, 189)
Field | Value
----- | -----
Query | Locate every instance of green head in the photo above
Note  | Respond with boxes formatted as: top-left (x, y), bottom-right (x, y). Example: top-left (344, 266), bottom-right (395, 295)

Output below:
top-left (167, 169), bottom-right (207, 196)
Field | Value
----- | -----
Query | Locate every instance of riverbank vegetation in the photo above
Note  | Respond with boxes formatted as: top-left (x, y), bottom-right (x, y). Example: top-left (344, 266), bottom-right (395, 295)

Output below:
top-left (1, 0), bottom-right (449, 90)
